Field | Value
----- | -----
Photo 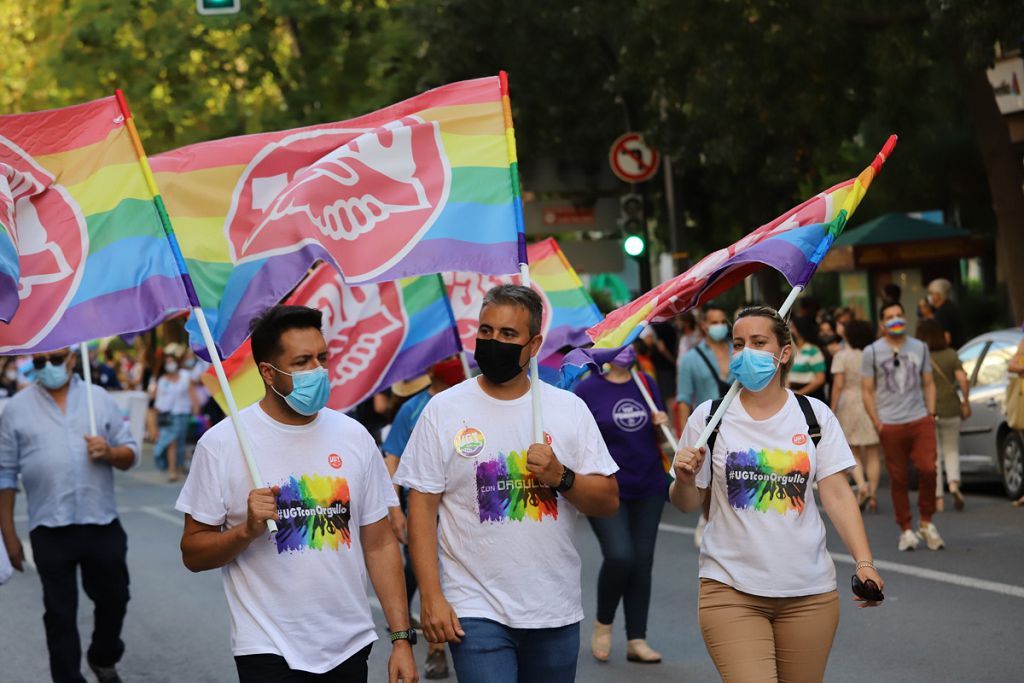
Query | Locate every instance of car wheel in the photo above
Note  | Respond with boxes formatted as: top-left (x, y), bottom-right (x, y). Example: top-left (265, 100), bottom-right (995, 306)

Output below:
top-left (1000, 431), bottom-right (1024, 500)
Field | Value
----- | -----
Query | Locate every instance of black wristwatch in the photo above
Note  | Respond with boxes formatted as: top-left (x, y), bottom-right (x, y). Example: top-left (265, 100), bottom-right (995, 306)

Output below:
top-left (554, 465), bottom-right (576, 493)
top-left (389, 629), bottom-right (417, 645)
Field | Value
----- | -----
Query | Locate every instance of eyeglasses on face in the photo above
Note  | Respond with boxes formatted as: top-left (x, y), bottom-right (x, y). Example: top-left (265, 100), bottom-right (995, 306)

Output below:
top-left (32, 353), bottom-right (69, 370)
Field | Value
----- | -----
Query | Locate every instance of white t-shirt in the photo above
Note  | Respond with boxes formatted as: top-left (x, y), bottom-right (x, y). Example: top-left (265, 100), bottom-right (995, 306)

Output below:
top-left (394, 378), bottom-right (619, 629)
top-left (685, 392), bottom-right (855, 598)
top-left (154, 373), bottom-right (193, 415)
top-left (175, 404), bottom-right (398, 673)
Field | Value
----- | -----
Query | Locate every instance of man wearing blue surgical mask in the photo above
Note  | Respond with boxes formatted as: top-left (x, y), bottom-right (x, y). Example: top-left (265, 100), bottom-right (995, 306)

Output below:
top-left (176, 305), bottom-right (417, 682)
top-left (676, 305), bottom-right (735, 427)
top-left (675, 305), bottom-right (736, 547)
top-left (0, 347), bottom-right (139, 683)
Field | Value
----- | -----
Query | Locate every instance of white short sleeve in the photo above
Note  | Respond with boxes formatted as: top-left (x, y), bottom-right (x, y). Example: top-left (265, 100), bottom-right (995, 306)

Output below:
top-left (359, 435), bottom-right (400, 526)
top-left (393, 407), bottom-right (448, 494)
top-left (175, 439), bottom-right (228, 526)
top-left (683, 401), bottom-right (713, 489)
top-left (572, 398), bottom-right (619, 477)
top-left (812, 401), bottom-right (857, 482)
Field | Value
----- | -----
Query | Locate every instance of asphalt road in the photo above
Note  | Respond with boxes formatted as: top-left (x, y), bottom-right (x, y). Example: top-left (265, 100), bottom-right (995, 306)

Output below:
top-left (3, 450), bottom-right (1022, 682)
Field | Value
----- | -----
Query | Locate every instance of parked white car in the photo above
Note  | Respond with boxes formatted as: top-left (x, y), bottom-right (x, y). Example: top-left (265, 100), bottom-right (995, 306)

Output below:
top-left (957, 328), bottom-right (1024, 499)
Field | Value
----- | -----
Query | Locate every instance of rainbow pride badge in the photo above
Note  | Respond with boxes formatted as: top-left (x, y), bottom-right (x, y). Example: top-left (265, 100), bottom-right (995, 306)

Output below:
top-left (454, 427), bottom-right (486, 458)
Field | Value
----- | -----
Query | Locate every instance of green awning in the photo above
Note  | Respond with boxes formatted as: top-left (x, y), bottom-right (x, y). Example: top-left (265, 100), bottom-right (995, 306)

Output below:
top-left (835, 213), bottom-right (971, 247)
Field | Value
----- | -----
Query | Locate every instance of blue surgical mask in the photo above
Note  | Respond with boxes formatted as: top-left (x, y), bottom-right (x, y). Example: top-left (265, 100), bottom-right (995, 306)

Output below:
top-left (37, 362), bottom-right (70, 390)
top-left (729, 348), bottom-right (782, 392)
top-left (708, 323), bottom-right (730, 342)
top-left (269, 365), bottom-right (330, 416)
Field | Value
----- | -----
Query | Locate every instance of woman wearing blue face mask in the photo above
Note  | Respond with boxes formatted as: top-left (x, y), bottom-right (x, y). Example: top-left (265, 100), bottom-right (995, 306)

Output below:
top-left (668, 306), bottom-right (883, 682)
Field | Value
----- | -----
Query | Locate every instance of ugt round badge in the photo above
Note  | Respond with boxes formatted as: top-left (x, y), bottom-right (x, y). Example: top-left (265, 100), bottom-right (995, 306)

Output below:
top-left (454, 427), bottom-right (486, 458)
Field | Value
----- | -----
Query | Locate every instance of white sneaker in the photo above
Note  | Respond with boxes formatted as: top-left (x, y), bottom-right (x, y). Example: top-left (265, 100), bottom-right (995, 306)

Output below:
top-left (693, 516), bottom-right (707, 548)
top-left (898, 529), bottom-right (920, 551)
top-left (917, 522), bottom-right (945, 550)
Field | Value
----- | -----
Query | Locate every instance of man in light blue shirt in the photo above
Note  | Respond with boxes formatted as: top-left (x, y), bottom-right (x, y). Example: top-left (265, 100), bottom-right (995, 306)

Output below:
top-left (0, 348), bottom-right (138, 683)
top-left (676, 304), bottom-right (734, 425)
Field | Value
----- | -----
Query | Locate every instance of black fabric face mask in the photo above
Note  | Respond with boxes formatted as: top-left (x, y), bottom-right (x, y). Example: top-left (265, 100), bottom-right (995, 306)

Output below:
top-left (474, 337), bottom-right (531, 384)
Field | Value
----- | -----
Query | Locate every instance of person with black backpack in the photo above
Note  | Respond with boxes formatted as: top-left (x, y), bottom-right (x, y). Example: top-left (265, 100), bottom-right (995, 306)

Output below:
top-left (669, 305), bottom-right (883, 682)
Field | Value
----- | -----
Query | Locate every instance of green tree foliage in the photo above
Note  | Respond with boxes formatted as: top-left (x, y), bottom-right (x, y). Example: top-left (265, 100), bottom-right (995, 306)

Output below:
top-left (3, 0), bottom-right (417, 154)
top-left (2, 0), bottom-right (1021, 318)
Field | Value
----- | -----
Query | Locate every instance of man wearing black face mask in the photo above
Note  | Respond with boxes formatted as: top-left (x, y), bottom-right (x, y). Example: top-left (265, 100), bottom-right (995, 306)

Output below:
top-left (396, 284), bottom-right (620, 683)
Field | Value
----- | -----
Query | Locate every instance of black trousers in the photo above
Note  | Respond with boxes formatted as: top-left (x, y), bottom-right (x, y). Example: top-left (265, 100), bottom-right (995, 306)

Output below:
top-left (587, 494), bottom-right (664, 640)
top-left (235, 644), bottom-right (373, 682)
top-left (29, 520), bottom-right (130, 683)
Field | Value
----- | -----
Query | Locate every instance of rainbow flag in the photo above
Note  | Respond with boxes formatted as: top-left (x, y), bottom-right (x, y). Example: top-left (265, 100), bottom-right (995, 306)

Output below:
top-left (152, 74), bottom-right (524, 359)
top-left (585, 136), bottom-right (897, 352)
top-left (0, 97), bottom-right (190, 353)
top-left (444, 237), bottom-right (603, 361)
top-left (203, 263), bottom-right (461, 414)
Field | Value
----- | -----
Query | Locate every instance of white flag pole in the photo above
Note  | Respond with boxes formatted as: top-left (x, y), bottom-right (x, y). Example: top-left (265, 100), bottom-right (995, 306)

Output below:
top-left (190, 307), bottom-right (275, 532)
top-left (519, 263), bottom-right (545, 443)
top-left (116, 89), bottom-right (276, 534)
top-left (459, 352), bottom-right (473, 381)
top-left (79, 344), bottom-right (97, 436)
top-left (630, 368), bottom-right (678, 453)
top-left (690, 284), bottom-right (804, 451)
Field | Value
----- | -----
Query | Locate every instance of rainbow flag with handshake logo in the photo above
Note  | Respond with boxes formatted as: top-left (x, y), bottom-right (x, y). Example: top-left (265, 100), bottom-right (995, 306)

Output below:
top-left (563, 135), bottom-right (897, 385)
top-left (202, 263), bottom-right (461, 414)
top-left (152, 74), bottom-right (524, 359)
top-left (0, 97), bottom-right (190, 353)
top-left (444, 237), bottom-right (602, 361)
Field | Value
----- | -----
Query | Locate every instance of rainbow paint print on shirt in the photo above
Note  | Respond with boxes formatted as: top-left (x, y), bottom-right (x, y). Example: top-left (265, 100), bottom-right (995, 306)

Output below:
top-left (725, 449), bottom-right (810, 515)
top-left (275, 474), bottom-right (352, 553)
top-left (476, 451), bottom-right (558, 524)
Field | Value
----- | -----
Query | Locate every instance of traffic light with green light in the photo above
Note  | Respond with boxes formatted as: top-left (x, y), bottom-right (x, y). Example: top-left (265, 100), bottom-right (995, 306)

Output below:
top-left (619, 193), bottom-right (647, 257)
top-left (197, 0), bottom-right (239, 15)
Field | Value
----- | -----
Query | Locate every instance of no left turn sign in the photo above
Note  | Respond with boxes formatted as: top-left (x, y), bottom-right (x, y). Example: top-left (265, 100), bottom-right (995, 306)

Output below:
top-left (609, 132), bottom-right (660, 183)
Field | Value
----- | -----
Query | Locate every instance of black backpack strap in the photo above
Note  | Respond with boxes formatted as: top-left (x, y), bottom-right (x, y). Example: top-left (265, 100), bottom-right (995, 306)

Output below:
top-left (795, 394), bottom-right (822, 446)
top-left (704, 399), bottom-right (725, 483)
top-left (695, 347), bottom-right (731, 397)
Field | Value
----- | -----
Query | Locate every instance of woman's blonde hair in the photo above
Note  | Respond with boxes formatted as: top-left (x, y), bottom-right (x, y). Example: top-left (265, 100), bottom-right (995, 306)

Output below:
top-left (735, 305), bottom-right (795, 385)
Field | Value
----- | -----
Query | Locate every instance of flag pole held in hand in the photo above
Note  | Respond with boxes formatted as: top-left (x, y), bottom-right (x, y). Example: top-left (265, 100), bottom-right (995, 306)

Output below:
top-left (115, 89), bottom-right (277, 535)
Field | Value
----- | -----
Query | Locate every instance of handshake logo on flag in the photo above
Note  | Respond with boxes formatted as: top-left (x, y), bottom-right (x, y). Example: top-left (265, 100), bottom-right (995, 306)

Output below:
top-left (226, 116), bottom-right (452, 283)
top-left (0, 140), bottom-right (86, 348)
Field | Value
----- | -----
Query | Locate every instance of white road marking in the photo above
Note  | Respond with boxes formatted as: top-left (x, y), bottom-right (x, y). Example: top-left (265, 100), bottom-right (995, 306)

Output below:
top-left (658, 522), bottom-right (1024, 600)
top-left (140, 506), bottom-right (184, 525)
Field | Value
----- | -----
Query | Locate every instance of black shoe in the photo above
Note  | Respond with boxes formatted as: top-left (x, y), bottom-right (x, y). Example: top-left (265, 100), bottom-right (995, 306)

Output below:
top-left (88, 661), bottom-right (122, 683)
top-left (424, 648), bottom-right (449, 679)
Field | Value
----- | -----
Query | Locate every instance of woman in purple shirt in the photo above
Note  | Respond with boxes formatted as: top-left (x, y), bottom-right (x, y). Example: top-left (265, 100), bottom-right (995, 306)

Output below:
top-left (575, 348), bottom-right (670, 665)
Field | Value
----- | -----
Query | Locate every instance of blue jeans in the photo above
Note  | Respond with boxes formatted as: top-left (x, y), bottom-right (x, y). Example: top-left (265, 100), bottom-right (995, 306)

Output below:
top-left (587, 493), bottom-right (664, 639)
top-left (449, 618), bottom-right (580, 683)
top-left (154, 413), bottom-right (190, 471)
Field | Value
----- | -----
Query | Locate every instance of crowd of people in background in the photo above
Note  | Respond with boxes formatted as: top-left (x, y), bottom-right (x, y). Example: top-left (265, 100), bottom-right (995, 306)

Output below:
top-left (2, 277), bottom-right (1024, 683)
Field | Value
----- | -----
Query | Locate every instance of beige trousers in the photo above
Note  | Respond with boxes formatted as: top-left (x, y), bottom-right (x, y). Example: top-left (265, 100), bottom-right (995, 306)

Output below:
top-left (698, 579), bottom-right (840, 683)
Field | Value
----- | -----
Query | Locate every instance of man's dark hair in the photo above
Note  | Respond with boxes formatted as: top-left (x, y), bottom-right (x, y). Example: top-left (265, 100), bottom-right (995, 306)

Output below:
top-left (482, 284), bottom-right (543, 337)
top-left (702, 303), bottom-right (729, 321)
top-left (883, 283), bottom-right (902, 302)
top-left (792, 315), bottom-right (820, 347)
top-left (879, 299), bottom-right (904, 320)
top-left (249, 305), bottom-right (323, 365)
